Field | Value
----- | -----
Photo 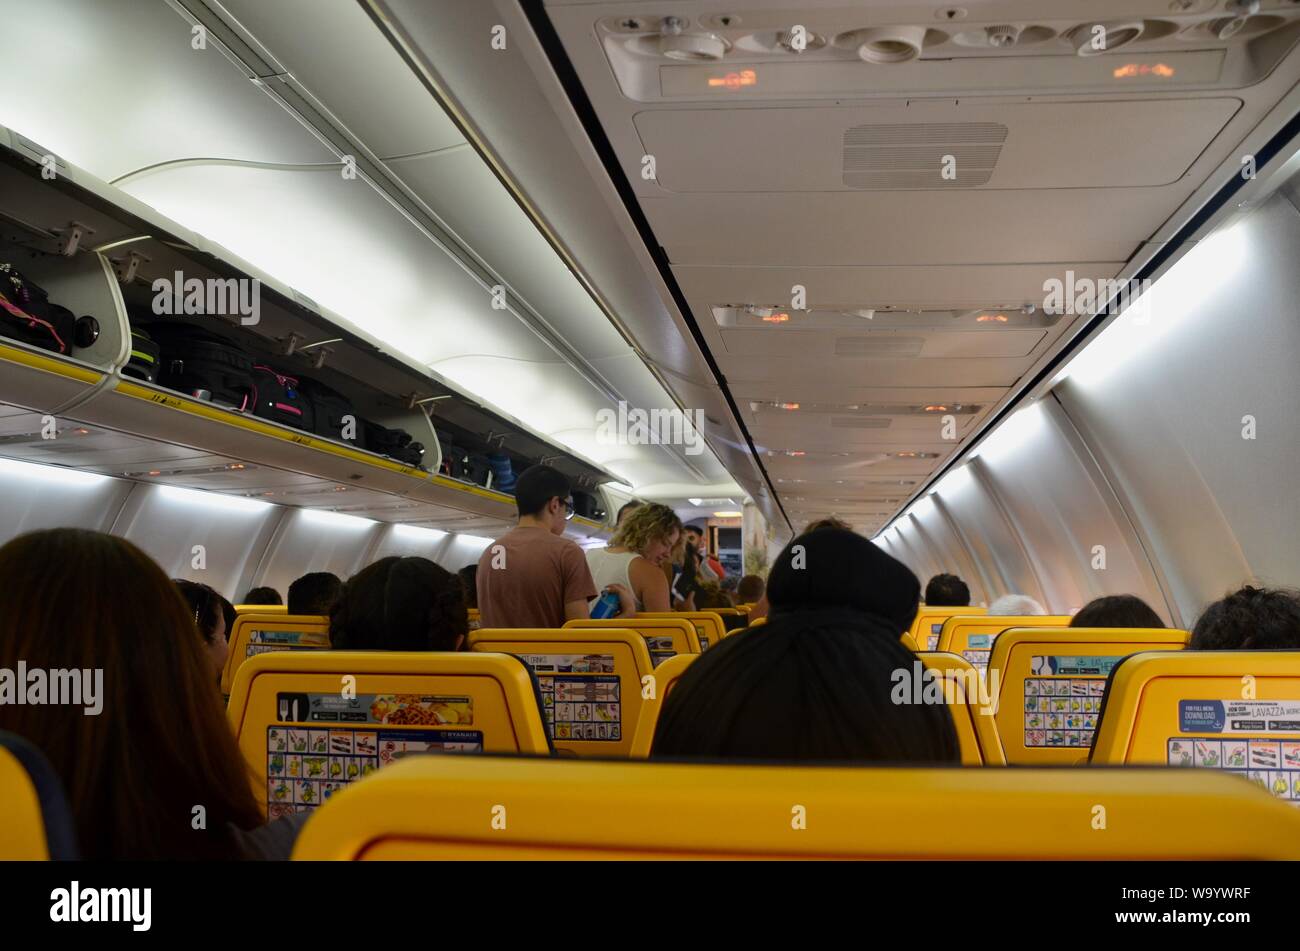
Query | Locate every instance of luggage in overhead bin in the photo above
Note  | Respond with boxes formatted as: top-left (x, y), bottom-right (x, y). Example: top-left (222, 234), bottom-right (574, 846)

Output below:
top-left (462, 452), bottom-right (491, 488)
top-left (148, 321), bottom-right (255, 410)
top-left (572, 489), bottom-right (605, 522)
top-left (0, 262), bottom-right (75, 355)
top-left (298, 377), bottom-right (359, 446)
top-left (361, 419), bottom-right (425, 468)
top-left (486, 452), bottom-right (517, 493)
top-left (123, 327), bottom-right (160, 382)
top-left (436, 437), bottom-right (467, 480)
top-left (250, 364), bottom-right (313, 430)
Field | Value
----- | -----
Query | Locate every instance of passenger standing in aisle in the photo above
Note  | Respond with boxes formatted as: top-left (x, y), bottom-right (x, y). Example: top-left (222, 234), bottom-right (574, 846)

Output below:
top-left (477, 465), bottom-right (598, 628)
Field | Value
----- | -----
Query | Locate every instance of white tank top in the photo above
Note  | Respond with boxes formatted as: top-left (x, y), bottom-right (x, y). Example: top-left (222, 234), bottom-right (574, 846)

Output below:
top-left (585, 548), bottom-right (642, 610)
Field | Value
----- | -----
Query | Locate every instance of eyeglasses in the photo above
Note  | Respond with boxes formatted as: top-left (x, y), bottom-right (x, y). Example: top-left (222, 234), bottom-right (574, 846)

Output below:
top-left (561, 497), bottom-right (575, 521)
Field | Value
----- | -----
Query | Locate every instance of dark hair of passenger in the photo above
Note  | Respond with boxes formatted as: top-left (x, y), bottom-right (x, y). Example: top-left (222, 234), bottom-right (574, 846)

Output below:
top-left (1070, 594), bottom-right (1165, 629)
top-left (330, 556), bottom-right (469, 651)
top-left (287, 571), bottom-right (343, 616)
top-left (513, 464), bottom-right (572, 518)
top-left (218, 593), bottom-right (236, 637)
top-left (924, 573), bottom-right (971, 607)
top-left (174, 578), bottom-right (224, 643)
top-left (651, 610), bottom-right (959, 763)
top-left (693, 580), bottom-right (731, 610)
top-left (737, 573), bottom-right (765, 603)
top-left (458, 564), bottom-right (478, 610)
top-left (803, 516), bottom-right (853, 533)
top-left (616, 500), bottom-right (643, 524)
top-left (1189, 585), bottom-right (1300, 650)
top-left (0, 529), bottom-right (262, 859)
top-left (241, 586), bottom-right (282, 606)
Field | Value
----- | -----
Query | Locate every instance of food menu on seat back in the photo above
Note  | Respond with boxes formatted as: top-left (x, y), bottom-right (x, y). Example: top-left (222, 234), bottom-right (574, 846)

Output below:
top-left (517, 654), bottom-right (621, 742)
top-left (264, 691), bottom-right (483, 817)
top-left (643, 636), bottom-right (676, 667)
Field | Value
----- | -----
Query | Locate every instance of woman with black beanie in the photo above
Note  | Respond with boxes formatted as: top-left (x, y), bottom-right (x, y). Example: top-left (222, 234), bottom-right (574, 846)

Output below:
top-left (651, 528), bottom-right (959, 763)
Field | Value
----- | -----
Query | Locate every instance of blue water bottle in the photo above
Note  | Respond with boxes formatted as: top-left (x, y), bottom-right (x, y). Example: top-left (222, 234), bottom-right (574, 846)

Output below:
top-left (590, 589), bottom-right (621, 619)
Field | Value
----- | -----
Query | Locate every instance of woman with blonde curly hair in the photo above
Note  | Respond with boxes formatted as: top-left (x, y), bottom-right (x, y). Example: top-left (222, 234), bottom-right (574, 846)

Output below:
top-left (586, 502), bottom-right (683, 615)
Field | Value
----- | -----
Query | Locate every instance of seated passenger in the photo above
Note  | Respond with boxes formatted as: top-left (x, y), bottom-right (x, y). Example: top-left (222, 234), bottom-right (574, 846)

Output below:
top-left (924, 572), bottom-right (971, 607)
top-left (736, 573), bottom-right (766, 606)
top-left (651, 530), bottom-right (958, 762)
top-left (241, 585), bottom-right (282, 606)
top-left (331, 556), bottom-right (468, 651)
top-left (1070, 594), bottom-right (1165, 629)
top-left (477, 465), bottom-right (597, 628)
top-left (1188, 585), bottom-right (1300, 650)
top-left (988, 593), bottom-right (1047, 616)
top-left (174, 579), bottom-right (229, 680)
top-left (0, 529), bottom-right (288, 860)
top-left (693, 580), bottom-right (732, 611)
top-left (287, 571), bottom-right (343, 616)
top-left (586, 502), bottom-right (682, 615)
top-left (457, 564), bottom-right (478, 610)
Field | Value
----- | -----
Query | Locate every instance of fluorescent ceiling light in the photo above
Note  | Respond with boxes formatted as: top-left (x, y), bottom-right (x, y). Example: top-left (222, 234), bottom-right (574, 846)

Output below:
top-left (969, 402), bottom-right (1047, 467)
top-left (299, 508), bottom-right (375, 529)
top-left (688, 498), bottom-right (703, 506)
top-left (1054, 219), bottom-right (1248, 388)
top-left (157, 484), bottom-right (270, 513)
top-left (454, 534), bottom-right (495, 545)
top-left (393, 523), bottom-right (447, 540)
top-left (0, 456), bottom-right (109, 489)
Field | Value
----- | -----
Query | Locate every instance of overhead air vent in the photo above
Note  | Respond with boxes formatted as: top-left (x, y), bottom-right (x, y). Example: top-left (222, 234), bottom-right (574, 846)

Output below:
top-left (842, 122), bottom-right (1008, 189)
top-left (1066, 20), bottom-right (1145, 56)
top-left (658, 16), bottom-right (728, 61)
top-left (836, 26), bottom-right (932, 64)
top-left (834, 336), bottom-right (926, 357)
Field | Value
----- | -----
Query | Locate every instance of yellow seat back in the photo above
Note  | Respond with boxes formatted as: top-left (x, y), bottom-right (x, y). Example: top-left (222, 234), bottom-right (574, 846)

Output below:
top-left (988, 627), bottom-right (1189, 765)
top-left (899, 631), bottom-right (920, 653)
top-left (911, 605), bottom-right (986, 650)
top-left (222, 613), bottom-right (330, 695)
top-left (1091, 650), bottom-right (1300, 803)
top-left (937, 615), bottom-right (1072, 671)
top-left (628, 653), bottom-right (699, 758)
top-left (634, 611), bottom-right (727, 650)
top-left (565, 616), bottom-right (699, 665)
top-left (236, 603), bottom-right (288, 614)
top-left (227, 650), bottom-right (550, 818)
top-left (915, 652), bottom-right (1006, 765)
top-left (292, 755), bottom-right (1300, 859)
top-left (0, 735), bottom-right (77, 860)
top-left (711, 607), bottom-right (749, 635)
top-left (471, 627), bottom-right (654, 757)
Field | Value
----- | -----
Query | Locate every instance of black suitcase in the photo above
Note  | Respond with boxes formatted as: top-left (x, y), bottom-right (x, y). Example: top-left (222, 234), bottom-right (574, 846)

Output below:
top-left (462, 452), bottom-right (491, 487)
top-left (299, 377), bottom-right (358, 445)
top-left (362, 419), bottom-right (425, 468)
top-left (148, 322), bottom-right (255, 409)
top-left (250, 365), bottom-right (312, 430)
top-left (437, 440), bottom-right (467, 479)
top-left (123, 328), bottom-right (160, 382)
top-left (0, 263), bottom-right (74, 355)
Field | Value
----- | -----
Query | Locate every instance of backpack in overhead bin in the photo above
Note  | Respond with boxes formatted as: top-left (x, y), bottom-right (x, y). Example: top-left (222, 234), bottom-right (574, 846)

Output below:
top-left (122, 328), bottom-right (161, 383)
top-left (147, 321), bottom-right (255, 410)
top-left (250, 365), bottom-right (312, 431)
top-left (0, 263), bottom-right (75, 356)
top-left (462, 451), bottom-right (491, 488)
top-left (298, 377), bottom-right (358, 445)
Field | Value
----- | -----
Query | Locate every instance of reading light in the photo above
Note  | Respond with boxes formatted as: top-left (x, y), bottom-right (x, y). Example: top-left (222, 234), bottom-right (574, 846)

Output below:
top-left (761, 313), bottom-right (791, 323)
top-left (713, 511), bottom-right (743, 518)
top-left (659, 16), bottom-right (727, 61)
top-left (923, 405), bottom-right (948, 413)
top-left (977, 313), bottom-right (1009, 323)
top-left (777, 402), bottom-right (800, 410)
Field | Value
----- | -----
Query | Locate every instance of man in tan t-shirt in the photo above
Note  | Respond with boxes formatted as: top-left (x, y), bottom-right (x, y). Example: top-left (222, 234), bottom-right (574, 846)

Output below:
top-left (477, 465), bottom-right (598, 628)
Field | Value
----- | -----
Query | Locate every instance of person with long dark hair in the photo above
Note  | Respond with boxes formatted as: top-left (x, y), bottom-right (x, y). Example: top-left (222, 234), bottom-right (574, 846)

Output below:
top-left (0, 529), bottom-right (277, 859)
top-left (330, 556), bottom-right (468, 651)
